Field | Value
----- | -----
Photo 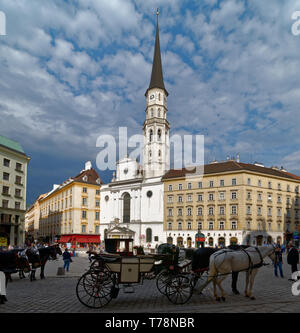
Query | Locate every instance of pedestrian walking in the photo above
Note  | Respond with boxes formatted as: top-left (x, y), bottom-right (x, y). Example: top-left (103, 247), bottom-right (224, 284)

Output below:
top-left (63, 248), bottom-right (72, 272)
top-left (287, 242), bottom-right (299, 281)
top-left (274, 244), bottom-right (284, 278)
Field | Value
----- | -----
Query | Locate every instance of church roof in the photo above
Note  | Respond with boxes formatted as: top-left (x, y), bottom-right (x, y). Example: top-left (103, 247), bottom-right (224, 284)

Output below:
top-left (145, 13), bottom-right (168, 96)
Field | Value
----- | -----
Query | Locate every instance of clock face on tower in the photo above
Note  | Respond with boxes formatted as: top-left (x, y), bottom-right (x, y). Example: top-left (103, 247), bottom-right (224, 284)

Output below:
top-left (150, 94), bottom-right (155, 100)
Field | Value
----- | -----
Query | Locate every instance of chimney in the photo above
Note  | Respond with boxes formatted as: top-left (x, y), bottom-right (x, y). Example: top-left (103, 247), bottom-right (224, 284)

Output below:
top-left (85, 161), bottom-right (92, 170)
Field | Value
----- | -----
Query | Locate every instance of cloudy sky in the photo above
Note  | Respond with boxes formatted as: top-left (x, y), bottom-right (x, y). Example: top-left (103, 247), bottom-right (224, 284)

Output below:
top-left (1, 0), bottom-right (300, 205)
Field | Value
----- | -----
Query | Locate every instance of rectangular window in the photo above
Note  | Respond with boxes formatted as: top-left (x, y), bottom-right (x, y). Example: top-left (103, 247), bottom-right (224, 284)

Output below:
top-left (15, 189), bottom-right (21, 197)
top-left (219, 221), bottom-right (225, 230)
top-left (167, 196), bottom-right (173, 203)
top-left (96, 189), bottom-right (100, 195)
top-left (2, 186), bottom-right (9, 195)
top-left (219, 206), bottom-right (225, 215)
top-left (95, 212), bottom-right (100, 220)
top-left (232, 178), bottom-right (236, 186)
top-left (247, 206), bottom-right (251, 215)
top-left (178, 195), bottom-right (183, 203)
top-left (187, 183), bottom-right (192, 190)
top-left (168, 222), bottom-right (172, 230)
top-left (258, 180), bottom-right (262, 187)
top-left (187, 194), bottom-right (192, 202)
top-left (82, 225), bottom-right (86, 233)
top-left (198, 222), bottom-right (202, 230)
top-left (277, 208), bottom-right (281, 217)
top-left (247, 192), bottom-right (251, 200)
top-left (2, 200), bottom-right (9, 208)
top-left (209, 222), bottom-right (214, 230)
top-left (198, 194), bottom-right (203, 201)
top-left (258, 193), bottom-right (262, 201)
top-left (82, 211), bottom-right (87, 219)
top-left (197, 207), bottom-right (202, 216)
top-left (209, 181), bottom-right (214, 188)
top-left (168, 184), bottom-right (173, 191)
top-left (3, 158), bottom-right (10, 167)
top-left (15, 202), bottom-right (21, 210)
top-left (83, 187), bottom-right (87, 193)
top-left (219, 192), bottom-right (225, 200)
top-left (187, 207), bottom-right (192, 216)
top-left (231, 192), bottom-right (237, 199)
top-left (287, 185), bottom-right (290, 192)
top-left (268, 194), bottom-right (272, 202)
top-left (95, 225), bottom-right (100, 233)
top-left (178, 184), bottom-right (183, 190)
top-left (96, 200), bottom-right (100, 207)
top-left (277, 183), bottom-right (281, 190)
top-left (268, 207), bottom-right (272, 216)
top-left (231, 221), bottom-right (237, 230)
top-left (198, 182), bottom-right (202, 189)
top-left (178, 208), bottom-right (182, 216)
top-left (220, 179), bottom-right (224, 187)
top-left (82, 197), bottom-right (87, 206)
top-left (168, 208), bottom-right (173, 217)
top-left (3, 172), bottom-right (9, 181)
top-left (15, 175), bottom-right (22, 185)
top-left (257, 207), bottom-right (262, 215)
top-left (16, 162), bottom-right (22, 171)
top-left (268, 182), bottom-right (272, 189)
top-left (247, 178), bottom-right (251, 185)
top-left (231, 206), bottom-right (237, 215)
top-left (209, 193), bottom-right (214, 201)
top-left (187, 222), bottom-right (192, 230)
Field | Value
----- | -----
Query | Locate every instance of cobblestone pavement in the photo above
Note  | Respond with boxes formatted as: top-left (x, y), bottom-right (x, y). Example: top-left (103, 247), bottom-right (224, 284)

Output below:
top-left (1, 254), bottom-right (300, 313)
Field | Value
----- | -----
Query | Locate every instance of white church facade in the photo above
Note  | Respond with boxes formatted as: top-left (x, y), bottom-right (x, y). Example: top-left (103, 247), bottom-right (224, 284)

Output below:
top-left (99, 14), bottom-right (169, 250)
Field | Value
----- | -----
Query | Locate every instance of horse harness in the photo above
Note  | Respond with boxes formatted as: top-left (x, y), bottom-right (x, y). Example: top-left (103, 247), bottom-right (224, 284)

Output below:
top-left (240, 247), bottom-right (264, 271)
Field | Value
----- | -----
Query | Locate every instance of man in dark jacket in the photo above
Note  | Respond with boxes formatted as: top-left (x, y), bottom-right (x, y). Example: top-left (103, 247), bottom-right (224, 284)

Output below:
top-left (287, 242), bottom-right (299, 281)
top-left (63, 248), bottom-right (71, 272)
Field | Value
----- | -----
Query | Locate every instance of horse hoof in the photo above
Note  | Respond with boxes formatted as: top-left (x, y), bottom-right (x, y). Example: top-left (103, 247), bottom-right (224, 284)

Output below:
top-left (250, 296), bottom-right (256, 300)
top-left (221, 297), bottom-right (226, 302)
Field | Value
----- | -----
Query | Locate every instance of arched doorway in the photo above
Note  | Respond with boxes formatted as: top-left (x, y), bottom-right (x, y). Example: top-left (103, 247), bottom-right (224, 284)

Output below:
top-left (256, 235), bottom-right (263, 246)
top-left (187, 237), bottom-right (192, 248)
top-left (123, 193), bottom-right (131, 223)
top-left (208, 237), bottom-right (214, 247)
top-left (267, 236), bottom-right (273, 244)
top-left (167, 237), bottom-right (173, 245)
top-left (218, 237), bottom-right (225, 247)
top-left (230, 237), bottom-right (238, 245)
top-left (195, 232), bottom-right (205, 248)
top-left (177, 237), bottom-right (183, 248)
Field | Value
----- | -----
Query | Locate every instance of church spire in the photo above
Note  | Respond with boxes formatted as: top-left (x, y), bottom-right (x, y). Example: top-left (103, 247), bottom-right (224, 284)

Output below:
top-left (146, 9), bottom-right (168, 96)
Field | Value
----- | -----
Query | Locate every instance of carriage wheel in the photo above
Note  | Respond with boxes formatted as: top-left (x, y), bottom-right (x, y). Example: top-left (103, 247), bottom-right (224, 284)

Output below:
top-left (76, 270), bottom-right (114, 309)
top-left (165, 274), bottom-right (193, 305)
top-left (156, 269), bottom-right (171, 295)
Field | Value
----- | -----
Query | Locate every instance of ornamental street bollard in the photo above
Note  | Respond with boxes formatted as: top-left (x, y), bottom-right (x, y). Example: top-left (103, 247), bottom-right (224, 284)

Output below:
top-left (57, 267), bottom-right (65, 276)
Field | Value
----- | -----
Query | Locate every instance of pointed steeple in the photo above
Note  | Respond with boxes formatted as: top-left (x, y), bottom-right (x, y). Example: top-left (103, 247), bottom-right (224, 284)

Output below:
top-left (146, 9), bottom-right (168, 96)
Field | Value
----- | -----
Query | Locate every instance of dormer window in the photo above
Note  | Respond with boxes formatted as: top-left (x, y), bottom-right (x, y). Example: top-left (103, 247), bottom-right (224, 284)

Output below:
top-left (96, 178), bottom-right (101, 184)
top-left (82, 175), bottom-right (88, 182)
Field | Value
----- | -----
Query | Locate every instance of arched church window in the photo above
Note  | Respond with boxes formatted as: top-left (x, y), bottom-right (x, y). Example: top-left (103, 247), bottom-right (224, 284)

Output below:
top-left (158, 108), bottom-right (161, 117)
top-left (157, 129), bottom-right (161, 141)
top-left (149, 129), bottom-right (153, 142)
top-left (123, 193), bottom-right (131, 223)
top-left (146, 228), bottom-right (152, 243)
top-left (158, 93), bottom-right (161, 101)
top-left (149, 150), bottom-right (152, 158)
top-left (158, 150), bottom-right (161, 157)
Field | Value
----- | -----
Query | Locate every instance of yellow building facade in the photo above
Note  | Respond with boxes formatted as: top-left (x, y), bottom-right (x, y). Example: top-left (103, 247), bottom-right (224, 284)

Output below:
top-left (35, 162), bottom-right (102, 244)
top-left (162, 160), bottom-right (300, 248)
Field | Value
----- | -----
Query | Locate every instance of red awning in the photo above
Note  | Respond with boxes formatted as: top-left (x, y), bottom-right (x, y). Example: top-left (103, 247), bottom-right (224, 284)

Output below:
top-left (59, 236), bottom-right (72, 243)
top-left (70, 235), bottom-right (100, 244)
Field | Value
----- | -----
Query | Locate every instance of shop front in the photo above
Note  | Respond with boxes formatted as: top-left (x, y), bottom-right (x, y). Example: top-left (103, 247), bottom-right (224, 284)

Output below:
top-left (59, 234), bottom-right (100, 248)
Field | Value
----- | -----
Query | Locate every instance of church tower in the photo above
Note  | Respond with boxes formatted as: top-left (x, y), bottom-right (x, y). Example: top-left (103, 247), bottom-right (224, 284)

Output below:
top-left (143, 10), bottom-right (170, 179)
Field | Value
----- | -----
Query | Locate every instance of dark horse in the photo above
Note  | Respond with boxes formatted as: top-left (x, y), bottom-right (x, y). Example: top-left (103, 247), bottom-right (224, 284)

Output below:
top-left (191, 245), bottom-right (249, 294)
top-left (0, 249), bottom-right (31, 303)
top-left (27, 244), bottom-right (62, 281)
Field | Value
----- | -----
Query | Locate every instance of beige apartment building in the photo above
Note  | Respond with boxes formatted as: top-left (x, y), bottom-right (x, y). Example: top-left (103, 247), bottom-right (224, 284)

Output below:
top-left (36, 162), bottom-right (102, 245)
top-left (162, 160), bottom-right (300, 248)
top-left (0, 135), bottom-right (30, 247)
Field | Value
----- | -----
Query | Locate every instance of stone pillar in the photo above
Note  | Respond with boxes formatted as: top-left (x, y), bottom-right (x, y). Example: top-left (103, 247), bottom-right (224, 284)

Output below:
top-left (9, 225), bottom-right (15, 246)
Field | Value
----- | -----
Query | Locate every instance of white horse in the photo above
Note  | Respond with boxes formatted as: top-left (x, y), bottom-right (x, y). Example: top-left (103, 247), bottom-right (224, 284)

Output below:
top-left (0, 271), bottom-right (7, 304)
top-left (208, 244), bottom-right (275, 301)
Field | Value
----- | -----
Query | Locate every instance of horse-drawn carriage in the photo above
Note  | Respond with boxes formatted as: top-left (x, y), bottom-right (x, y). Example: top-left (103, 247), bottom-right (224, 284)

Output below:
top-left (76, 243), bottom-right (276, 309)
top-left (76, 243), bottom-right (194, 308)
